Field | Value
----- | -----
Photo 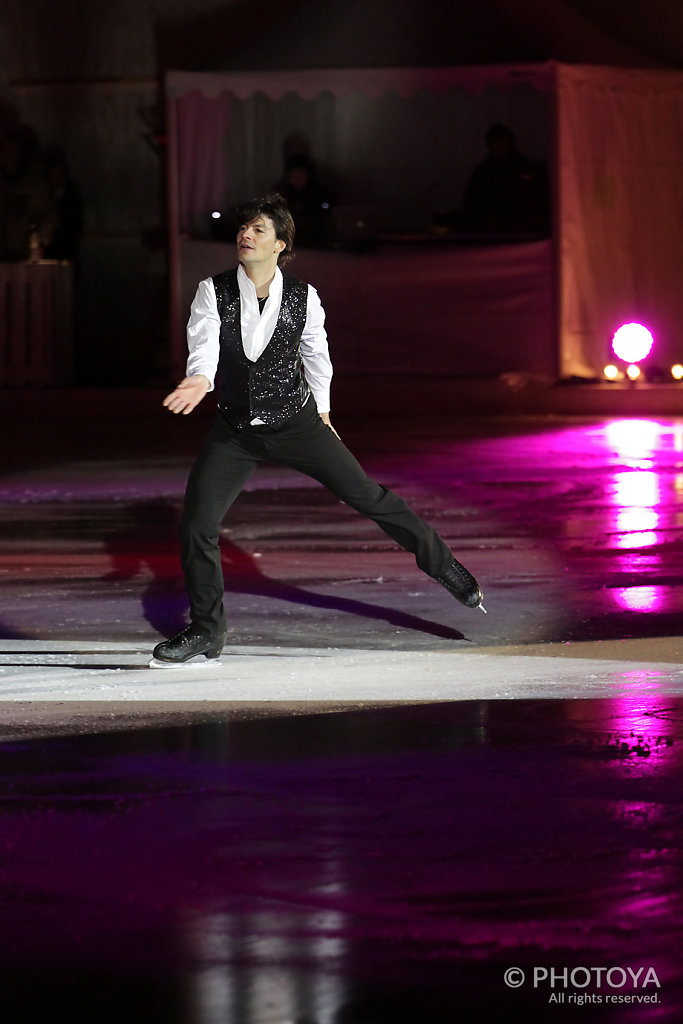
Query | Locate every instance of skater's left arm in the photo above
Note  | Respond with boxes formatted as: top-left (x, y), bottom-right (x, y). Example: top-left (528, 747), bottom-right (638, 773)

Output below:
top-left (300, 285), bottom-right (339, 436)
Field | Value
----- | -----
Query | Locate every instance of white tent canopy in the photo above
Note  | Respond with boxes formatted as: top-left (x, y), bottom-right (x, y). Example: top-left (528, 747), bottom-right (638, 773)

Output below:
top-left (557, 63), bottom-right (683, 378)
top-left (166, 62), bottom-right (683, 384)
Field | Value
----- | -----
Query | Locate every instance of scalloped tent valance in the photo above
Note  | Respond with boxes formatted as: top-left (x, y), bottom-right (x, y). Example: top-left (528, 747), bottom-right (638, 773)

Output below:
top-left (166, 63), bottom-right (557, 101)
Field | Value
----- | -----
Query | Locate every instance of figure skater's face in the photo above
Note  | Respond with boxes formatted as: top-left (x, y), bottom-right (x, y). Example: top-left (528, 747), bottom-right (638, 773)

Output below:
top-left (237, 215), bottom-right (285, 267)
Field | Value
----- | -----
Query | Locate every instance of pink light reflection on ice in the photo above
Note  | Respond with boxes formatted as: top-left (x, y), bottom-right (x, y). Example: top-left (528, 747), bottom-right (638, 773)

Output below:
top-left (612, 586), bottom-right (663, 612)
top-left (613, 469), bottom-right (660, 508)
top-left (604, 427), bottom-right (666, 611)
top-left (604, 419), bottom-right (662, 466)
top-left (615, 507), bottom-right (658, 533)
top-left (610, 471), bottom-right (662, 554)
top-left (603, 696), bottom-right (676, 782)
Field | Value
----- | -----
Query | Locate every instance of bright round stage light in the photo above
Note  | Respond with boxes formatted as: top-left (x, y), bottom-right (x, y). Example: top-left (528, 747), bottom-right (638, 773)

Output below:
top-left (671, 364), bottom-right (683, 380)
top-left (612, 323), bottom-right (654, 363)
top-left (603, 364), bottom-right (619, 380)
top-left (626, 364), bottom-right (641, 381)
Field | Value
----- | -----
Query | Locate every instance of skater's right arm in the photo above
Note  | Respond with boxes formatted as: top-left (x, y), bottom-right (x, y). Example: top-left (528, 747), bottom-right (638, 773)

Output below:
top-left (163, 375), bottom-right (211, 415)
top-left (163, 279), bottom-right (219, 416)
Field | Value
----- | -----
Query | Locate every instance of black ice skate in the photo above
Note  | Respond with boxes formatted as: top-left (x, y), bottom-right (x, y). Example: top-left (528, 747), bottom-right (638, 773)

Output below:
top-left (433, 558), bottom-right (486, 613)
top-left (150, 625), bottom-right (227, 667)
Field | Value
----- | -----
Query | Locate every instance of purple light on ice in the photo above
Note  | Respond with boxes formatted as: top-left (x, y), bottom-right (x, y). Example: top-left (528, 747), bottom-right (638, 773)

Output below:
top-left (610, 470), bottom-right (662, 550)
top-left (613, 469), bottom-right (660, 508)
top-left (605, 419), bottom-right (662, 463)
top-left (614, 507), bottom-right (659, 549)
top-left (612, 585), bottom-right (663, 613)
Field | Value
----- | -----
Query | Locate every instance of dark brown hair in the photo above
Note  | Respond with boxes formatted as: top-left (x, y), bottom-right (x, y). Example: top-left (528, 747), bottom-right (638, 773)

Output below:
top-left (235, 193), bottom-right (295, 265)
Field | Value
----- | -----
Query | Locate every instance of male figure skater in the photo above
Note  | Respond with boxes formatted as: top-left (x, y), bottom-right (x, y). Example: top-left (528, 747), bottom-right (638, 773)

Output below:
top-left (153, 194), bottom-right (484, 665)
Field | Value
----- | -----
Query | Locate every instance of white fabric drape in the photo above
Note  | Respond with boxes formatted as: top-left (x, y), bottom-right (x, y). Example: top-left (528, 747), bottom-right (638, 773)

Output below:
top-left (558, 64), bottom-right (683, 376)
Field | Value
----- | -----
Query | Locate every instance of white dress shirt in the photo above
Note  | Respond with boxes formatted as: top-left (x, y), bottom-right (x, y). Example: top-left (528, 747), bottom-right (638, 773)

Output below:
top-left (186, 264), bottom-right (333, 415)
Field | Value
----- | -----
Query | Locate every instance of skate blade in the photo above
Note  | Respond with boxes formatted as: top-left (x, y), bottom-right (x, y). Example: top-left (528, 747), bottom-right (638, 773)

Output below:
top-left (148, 657), bottom-right (223, 670)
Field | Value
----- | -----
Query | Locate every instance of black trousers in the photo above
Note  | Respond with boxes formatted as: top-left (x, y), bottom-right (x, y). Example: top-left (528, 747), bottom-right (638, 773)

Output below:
top-left (180, 398), bottom-right (454, 634)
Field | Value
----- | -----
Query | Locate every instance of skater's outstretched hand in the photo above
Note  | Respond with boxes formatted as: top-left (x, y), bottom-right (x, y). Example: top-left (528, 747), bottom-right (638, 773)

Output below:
top-left (163, 375), bottom-right (211, 415)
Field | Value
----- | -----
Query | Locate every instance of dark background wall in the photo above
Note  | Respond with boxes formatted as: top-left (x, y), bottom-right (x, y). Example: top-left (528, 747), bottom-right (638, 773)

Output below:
top-left (1, 0), bottom-right (682, 384)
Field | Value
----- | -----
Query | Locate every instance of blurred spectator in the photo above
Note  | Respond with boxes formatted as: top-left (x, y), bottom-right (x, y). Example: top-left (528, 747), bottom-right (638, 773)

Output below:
top-left (276, 152), bottom-right (336, 247)
top-left (43, 145), bottom-right (83, 271)
top-left (461, 123), bottom-right (550, 236)
top-left (0, 127), bottom-right (57, 261)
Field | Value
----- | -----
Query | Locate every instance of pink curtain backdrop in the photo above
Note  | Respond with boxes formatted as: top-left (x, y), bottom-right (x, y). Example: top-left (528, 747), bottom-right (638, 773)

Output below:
top-left (175, 89), bottom-right (233, 236)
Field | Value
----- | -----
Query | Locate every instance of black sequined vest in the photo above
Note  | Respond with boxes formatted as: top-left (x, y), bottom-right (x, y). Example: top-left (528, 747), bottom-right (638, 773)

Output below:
top-left (213, 269), bottom-right (310, 430)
